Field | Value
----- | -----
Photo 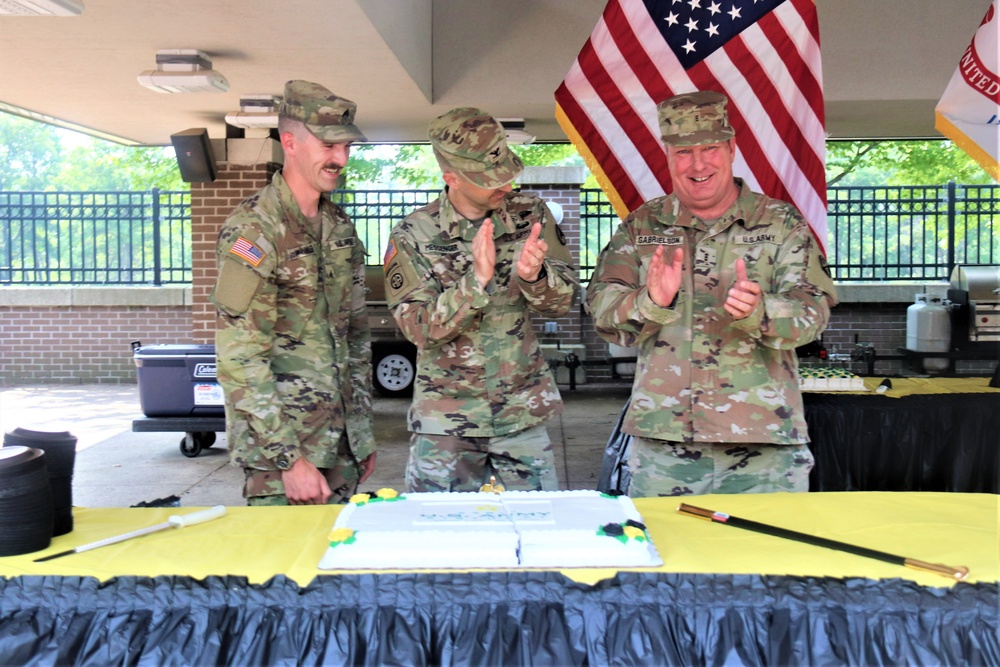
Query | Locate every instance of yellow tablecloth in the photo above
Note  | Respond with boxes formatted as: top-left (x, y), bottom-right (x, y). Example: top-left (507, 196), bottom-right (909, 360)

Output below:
top-left (3, 492), bottom-right (996, 589)
top-left (838, 376), bottom-right (999, 397)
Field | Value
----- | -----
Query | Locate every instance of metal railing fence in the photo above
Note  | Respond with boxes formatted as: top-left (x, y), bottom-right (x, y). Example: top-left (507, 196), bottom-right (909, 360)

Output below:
top-left (825, 183), bottom-right (998, 280)
top-left (0, 189), bottom-right (191, 285)
top-left (578, 183), bottom-right (999, 282)
top-left (329, 189), bottom-right (436, 263)
top-left (0, 184), bottom-right (995, 285)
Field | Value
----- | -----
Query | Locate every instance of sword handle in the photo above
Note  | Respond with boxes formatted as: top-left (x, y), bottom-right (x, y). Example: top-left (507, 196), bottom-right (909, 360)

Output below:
top-left (904, 558), bottom-right (969, 581)
top-left (169, 505), bottom-right (227, 528)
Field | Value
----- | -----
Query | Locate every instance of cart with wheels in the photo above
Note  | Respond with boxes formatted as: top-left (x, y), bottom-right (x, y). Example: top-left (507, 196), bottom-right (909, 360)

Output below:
top-left (131, 417), bottom-right (226, 458)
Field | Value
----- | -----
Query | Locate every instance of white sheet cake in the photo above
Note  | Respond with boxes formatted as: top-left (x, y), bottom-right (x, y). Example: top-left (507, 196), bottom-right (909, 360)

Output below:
top-left (317, 489), bottom-right (663, 570)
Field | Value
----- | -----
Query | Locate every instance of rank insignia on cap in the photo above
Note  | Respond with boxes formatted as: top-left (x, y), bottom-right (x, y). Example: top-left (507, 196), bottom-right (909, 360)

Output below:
top-left (230, 237), bottom-right (265, 266)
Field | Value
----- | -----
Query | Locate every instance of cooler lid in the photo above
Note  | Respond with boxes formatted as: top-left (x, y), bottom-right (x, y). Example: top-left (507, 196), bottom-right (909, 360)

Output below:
top-left (132, 344), bottom-right (216, 358)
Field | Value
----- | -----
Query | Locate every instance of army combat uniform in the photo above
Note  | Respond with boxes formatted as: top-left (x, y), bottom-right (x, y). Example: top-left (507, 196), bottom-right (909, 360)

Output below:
top-left (385, 189), bottom-right (577, 491)
top-left (587, 179), bottom-right (838, 496)
top-left (211, 170), bottom-right (376, 503)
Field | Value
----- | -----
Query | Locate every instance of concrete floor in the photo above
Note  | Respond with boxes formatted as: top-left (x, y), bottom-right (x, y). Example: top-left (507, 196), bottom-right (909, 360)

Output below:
top-left (0, 382), bottom-right (632, 508)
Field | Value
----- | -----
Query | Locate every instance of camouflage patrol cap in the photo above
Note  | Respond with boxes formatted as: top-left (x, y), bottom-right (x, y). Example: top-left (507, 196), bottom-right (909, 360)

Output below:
top-left (428, 107), bottom-right (523, 189)
top-left (657, 90), bottom-right (735, 146)
top-left (279, 80), bottom-right (366, 143)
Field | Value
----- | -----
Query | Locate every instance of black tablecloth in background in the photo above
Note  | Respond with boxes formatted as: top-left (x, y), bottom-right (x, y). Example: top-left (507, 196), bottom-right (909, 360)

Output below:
top-left (1, 572), bottom-right (995, 666)
top-left (804, 392), bottom-right (1000, 493)
top-left (600, 391), bottom-right (1000, 494)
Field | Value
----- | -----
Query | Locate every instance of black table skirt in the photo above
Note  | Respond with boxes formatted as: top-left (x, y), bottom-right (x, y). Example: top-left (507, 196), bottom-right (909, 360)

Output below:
top-left (804, 391), bottom-right (1000, 493)
top-left (1, 572), bottom-right (996, 666)
top-left (599, 392), bottom-right (1000, 494)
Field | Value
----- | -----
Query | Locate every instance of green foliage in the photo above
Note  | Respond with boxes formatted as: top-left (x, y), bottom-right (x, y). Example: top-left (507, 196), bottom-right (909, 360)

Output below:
top-left (54, 142), bottom-right (186, 191)
top-left (0, 114), bottom-right (64, 190)
top-left (345, 142), bottom-right (599, 189)
top-left (346, 144), bottom-right (440, 188)
top-left (0, 112), bottom-right (186, 192)
top-left (826, 140), bottom-right (995, 186)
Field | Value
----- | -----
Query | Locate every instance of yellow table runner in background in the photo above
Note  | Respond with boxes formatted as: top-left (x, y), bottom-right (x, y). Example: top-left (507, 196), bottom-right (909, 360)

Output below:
top-left (852, 376), bottom-right (999, 397)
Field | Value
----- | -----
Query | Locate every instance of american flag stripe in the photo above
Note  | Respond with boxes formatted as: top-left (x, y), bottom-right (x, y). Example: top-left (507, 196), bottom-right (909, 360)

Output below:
top-left (580, 36), bottom-right (668, 195)
top-left (556, 0), bottom-right (828, 252)
top-left (555, 76), bottom-right (644, 209)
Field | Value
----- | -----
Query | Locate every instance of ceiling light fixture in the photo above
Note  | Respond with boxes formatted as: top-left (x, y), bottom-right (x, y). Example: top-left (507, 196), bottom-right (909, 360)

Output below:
top-left (0, 0), bottom-right (83, 15)
top-left (138, 49), bottom-right (229, 94)
top-left (498, 118), bottom-right (535, 145)
top-left (225, 94), bottom-right (281, 129)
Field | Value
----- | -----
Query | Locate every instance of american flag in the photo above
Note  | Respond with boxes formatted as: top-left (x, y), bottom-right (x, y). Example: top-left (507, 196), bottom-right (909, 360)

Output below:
top-left (556, 0), bottom-right (828, 251)
top-left (230, 237), bottom-right (265, 266)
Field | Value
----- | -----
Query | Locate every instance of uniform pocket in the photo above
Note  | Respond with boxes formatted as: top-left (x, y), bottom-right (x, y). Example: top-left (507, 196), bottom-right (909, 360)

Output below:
top-left (274, 251), bottom-right (320, 341)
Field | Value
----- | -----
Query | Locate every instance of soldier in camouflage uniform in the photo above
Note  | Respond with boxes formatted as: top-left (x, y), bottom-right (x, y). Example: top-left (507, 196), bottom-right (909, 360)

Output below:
top-left (587, 91), bottom-right (838, 497)
top-left (384, 107), bottom-right (578, 492)
top-left (211, 80), bottom-right (377, 506)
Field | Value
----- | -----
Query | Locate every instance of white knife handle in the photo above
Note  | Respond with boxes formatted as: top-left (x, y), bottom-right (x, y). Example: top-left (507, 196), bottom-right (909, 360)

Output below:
top-left (169, 505), bottom-right (227, 528)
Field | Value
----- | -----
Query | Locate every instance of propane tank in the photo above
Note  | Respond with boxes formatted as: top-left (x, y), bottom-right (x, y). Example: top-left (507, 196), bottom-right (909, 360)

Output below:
top-left (905, 294), bottom-right (927, 350)
top-left (906, 294), bottom-right (951, 374)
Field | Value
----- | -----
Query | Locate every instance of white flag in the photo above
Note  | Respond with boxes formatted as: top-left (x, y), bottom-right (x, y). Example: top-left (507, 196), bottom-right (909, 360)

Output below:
top-left (935, 0), bottom-right (1000, 183)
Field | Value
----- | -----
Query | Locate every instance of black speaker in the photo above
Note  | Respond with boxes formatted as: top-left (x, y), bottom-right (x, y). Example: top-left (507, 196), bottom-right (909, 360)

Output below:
top-left (170, 128), bottom-right (218, 183)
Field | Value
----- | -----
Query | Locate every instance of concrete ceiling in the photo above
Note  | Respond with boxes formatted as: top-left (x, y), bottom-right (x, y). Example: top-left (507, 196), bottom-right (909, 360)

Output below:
top-left (0, 0), bottom-right (990, 146)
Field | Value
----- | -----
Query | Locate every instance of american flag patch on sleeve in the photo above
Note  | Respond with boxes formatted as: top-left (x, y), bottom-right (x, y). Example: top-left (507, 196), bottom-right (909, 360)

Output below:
top-left (383, 239), bottom-right (397, 268)
top-left (230, 237), bottom-right (265, 266)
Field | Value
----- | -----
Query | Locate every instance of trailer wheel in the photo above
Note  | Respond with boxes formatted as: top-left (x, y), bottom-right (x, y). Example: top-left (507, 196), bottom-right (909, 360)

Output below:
top-left (373, 344), bottom-right (416, 397)
top-left (180, 431), bottom-right (216, 458)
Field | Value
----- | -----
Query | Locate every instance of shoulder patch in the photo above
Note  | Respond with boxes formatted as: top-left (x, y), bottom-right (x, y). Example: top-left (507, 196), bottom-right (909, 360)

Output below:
top-left (230, 237), bottom-right (266, 266)
top-left (385, 261), bottom-right (408, 294)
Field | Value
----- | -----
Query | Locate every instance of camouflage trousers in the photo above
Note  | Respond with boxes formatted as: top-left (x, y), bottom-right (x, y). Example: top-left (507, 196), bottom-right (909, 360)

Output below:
top-left (404, 425), bottom-right (559, 492)
top-left (244, 434), bottom-right (360, 506)
top-left (627, 437), bottom-right (814, 497)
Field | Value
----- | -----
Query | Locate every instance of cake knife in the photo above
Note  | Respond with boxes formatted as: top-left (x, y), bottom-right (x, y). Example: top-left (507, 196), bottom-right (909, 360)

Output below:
top-left (33, 505), bottom-right (227, 562)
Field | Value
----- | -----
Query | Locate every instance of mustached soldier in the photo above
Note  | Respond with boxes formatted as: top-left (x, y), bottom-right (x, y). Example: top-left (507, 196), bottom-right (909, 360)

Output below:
top-left (384, 107), bottom-right (578, 492)
top-left (211, 80), bottom-right (376, 505)
top-left (588, 91), bottom-right (837, 497)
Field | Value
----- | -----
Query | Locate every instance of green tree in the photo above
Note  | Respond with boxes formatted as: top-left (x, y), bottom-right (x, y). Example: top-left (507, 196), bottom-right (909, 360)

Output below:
top-left (346, 144), bottom-right (439, 188)
top-left (826, 140), bottom-right (994, 186)
top-left (0, 112), bottom-right (186, 191)
top-left (346, 142), bottom-right (595, 189)
top-left (53, 141), bottom-right (185, 191)
top-left (0, 113), bottom-right (63, 190)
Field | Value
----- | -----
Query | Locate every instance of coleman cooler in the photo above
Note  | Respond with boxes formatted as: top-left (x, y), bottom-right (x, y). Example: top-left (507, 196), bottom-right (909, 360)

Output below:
top-left (131, 342), bottom-right (225, 418)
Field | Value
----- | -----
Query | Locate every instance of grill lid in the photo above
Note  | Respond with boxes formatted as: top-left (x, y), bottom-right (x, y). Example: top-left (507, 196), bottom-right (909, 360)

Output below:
top-left (950, 265), bottom-right (1000, 303)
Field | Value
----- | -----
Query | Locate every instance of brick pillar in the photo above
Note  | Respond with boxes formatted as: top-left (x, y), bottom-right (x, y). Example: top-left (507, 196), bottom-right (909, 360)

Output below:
top-left (518, 166), bottom-right (590, 383)
top-left (189, 138), bottom-right (283, 344)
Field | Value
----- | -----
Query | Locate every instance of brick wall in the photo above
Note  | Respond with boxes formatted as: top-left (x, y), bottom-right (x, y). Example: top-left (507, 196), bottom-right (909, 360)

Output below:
top-left (520, 181), bottom-right (584, 348)
top-left (0, 304), bottom-right (191, 384)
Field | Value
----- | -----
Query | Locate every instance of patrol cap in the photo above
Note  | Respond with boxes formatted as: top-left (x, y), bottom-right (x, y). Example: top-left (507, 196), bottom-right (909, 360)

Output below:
top-left (657, 90), bottom-right (735, 147)
top-left (428, 107), bottom-right (523, 189)
top-left (279, 80), bottom-right (366, 143)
